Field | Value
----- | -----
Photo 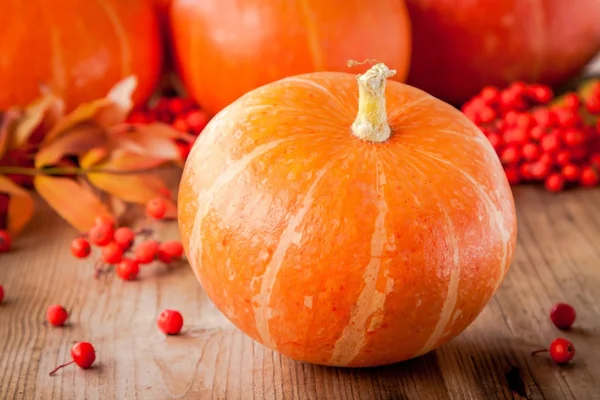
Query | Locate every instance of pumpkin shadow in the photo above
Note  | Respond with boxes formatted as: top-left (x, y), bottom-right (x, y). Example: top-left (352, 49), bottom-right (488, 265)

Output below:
top-left (301, 339), bottom-right (523, 399)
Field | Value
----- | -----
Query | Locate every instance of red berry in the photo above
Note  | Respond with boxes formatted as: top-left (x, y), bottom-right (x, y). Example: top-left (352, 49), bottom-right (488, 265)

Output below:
top-left (503, 111), bottom-right (519, 126)
top-left (504, 166), bottom-right (521, 184)
top-left (127, 111), bottom-right (149, 124)
top-left (46, 305), bottom-right (68, 327)
top-left (500, 146), bottom-right (521, 165)
top-left (554, 108), bottom-right (582, 127)
top-left (540, 133), bottom-right (561, 153)
top-left (478, 106), bottom-right (496, 123)
top-left (545, 173), bottom-right (564, 192)
top-left (0, 285), bottom-right (4, 303)
top-left (134, 240), bottom-right (159, 264)
top-left (172, 118), bottom-right (188, 132)
top-left (532, 108), bottom-right (555, 127)
top-left (168, 97), bottom-right (186, 115)
top-left (549, 338), bottom-right (575, 364)
top-left (70, 238), bottom-right (91, 258)
top-left (486, 132), bottom-right (504, 150)
top-left (186, 111), bottom-right (209, 133)
top-left (176, 141), bottom-right (192, 161)
top-left (580, 166), bottom-right (599, 187)
top-left (116, 259), bottom-right (140, 281)
top-left (528, 161), bottom-right (552, 181)
top-left (113, 227), bottom-right (135, 250)
top-left (49, 342), bottom-right (96, 376)
top-left (503, 127), bottom-right (529, 145)
top-left (591, 154), bottom-right (600, 168)
top-left (561, 128), bottom-right (586, 148)
top-left (561, 164), bottom-right (580, 182)
top-left (480, 86), bottom-right (500, 104)
top-left (585, 95), bottom-right (600, 114)
top-left (522, 143), bottom-right (541, 161)
top-left (146, 197), bottom-right (167, 220)
top-left (101, 243), bottom-right (123, 264)
top-left (529, 126), bottom-right (546, 141)
top-left (94, 215), bottom-right (115, 229)
top-left (88, 223), bottom-right (114, 246)
top-left (550, 303), bottom-right (576, 330)
top-left (0, 230), bottom-right (12, 253)
top-left (515, 113), bottom-right (534, 130)
top-left (562, 93), bottom-right (581, 111)
top-left (529, 84), bottom-right (553, 104)
top-left (158, 240), bottom-right (184, 264)
top-left (157, 309), bottom-right (184, 335)
top-left (554, 149), bottom-right (572, 166)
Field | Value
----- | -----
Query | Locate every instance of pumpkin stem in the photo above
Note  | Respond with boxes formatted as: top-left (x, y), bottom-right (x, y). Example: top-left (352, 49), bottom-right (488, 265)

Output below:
top-left (350, 63), bottom-right (396, 143)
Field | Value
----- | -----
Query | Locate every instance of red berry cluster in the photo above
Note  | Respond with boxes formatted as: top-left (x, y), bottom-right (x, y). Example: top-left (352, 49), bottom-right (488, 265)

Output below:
top-left (70, 197), bottom-right (185, 281)
top-left (532, 302), bottom-right (578, 365)
top-left (462, 81), bottom-right (600, 192)
top-left (126, 96), bottom-right (211, 161)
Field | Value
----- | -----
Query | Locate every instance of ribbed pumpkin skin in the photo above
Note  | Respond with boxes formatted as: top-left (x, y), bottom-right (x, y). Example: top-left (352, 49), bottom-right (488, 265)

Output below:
top-left (169, 0), bottom-right (412, 116)
top-left (0, 0), bottom-right (163, 111)
top-left (177, 72), bottom-right (517, 367)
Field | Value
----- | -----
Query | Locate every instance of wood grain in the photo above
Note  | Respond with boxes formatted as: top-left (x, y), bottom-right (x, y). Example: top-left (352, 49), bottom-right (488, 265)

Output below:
top-left (1, 185), bottom-right (600, 400)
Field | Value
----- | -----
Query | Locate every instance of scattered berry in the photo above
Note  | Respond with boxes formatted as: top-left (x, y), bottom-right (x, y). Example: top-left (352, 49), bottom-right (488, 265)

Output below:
top-left (88, 223), bottom-right (114, 246)
top-left (0, 230), bottom-right (11, 253)
top-left (116, 259), bottom-right (140, 281)
top-left (70, 238), bottom-right (91, 259)
top-left (146, 197), bottom-right (167, 220)
top-left (134, 240), bottom-right (160, 264)
top-left (158, 240), bottom-right (184, 263)
top-left (113, 227), bottom-right (135, 250)
top-left (46, 305), bottom-right (69, 327)
top-left (545, 173), bottom-right (564, 192)
top-left (531, 338), bottom-right (575, 365)
top-left (49, 342), bottom-right (96, 376)
top-left (157, 309), bottom-right (184, 335)
top-left (550, 303), bottom-right (576, 330)
top-left (101, 243), bottom-right (123, 265)
top-left (95, 215), bottom-right (115, 229)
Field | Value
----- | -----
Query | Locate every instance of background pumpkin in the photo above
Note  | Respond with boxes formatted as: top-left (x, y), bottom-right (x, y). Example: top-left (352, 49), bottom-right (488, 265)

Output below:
top-left (169, 0), bottom-right (412, 116)
top-left (0, 0), bottom-right (164, 111)
top-left (405, 0), bottom-right (600, 105)
top-left (177, 63), bottom-right (517, 367)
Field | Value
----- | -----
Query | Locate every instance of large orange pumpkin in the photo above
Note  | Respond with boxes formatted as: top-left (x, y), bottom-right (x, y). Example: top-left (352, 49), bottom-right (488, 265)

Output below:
top-left (405, 0), bottom-right (600, 106)
top-left (178, 63), bottom-right (517, 367)
top-left (169, 0), bottom-right (412, 116)
top-left (0, 0), bottom-right (164, 111)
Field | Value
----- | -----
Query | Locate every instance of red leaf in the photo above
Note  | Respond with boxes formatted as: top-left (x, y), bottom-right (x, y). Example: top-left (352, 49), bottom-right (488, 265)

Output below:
top-left (34, 175), bottom-right (113, 232)
top-left (0, 109), bottom-right (21, 160)
top-left (0, 175), bottom-right (35, 235)
top-left (12, 88), bottom-right (65, 148)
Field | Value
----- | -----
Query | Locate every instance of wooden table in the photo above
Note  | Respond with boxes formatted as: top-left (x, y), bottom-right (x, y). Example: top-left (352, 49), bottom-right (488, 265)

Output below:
top-left (1, 185), bottom-right (599, 400)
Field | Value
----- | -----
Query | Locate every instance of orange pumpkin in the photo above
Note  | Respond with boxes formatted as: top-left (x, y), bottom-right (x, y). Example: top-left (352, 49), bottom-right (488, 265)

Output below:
top-left (178, 63), bottom-right (517, 367)
top-left (405, 0), bottom-right (600, 105)
top-left (169, 0), bottom-right (412, 116)
top-left (0, 0), bottom-right (164, 111)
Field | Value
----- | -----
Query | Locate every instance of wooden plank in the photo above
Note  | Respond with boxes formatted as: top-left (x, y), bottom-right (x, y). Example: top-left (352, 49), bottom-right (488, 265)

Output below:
top-left (1, 186), bottom-right (600, 400)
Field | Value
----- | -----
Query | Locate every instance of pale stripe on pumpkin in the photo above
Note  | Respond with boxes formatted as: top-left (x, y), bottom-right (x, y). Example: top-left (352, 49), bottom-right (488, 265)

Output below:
top-left (329, 157), bottom-right (392, 366)
top-left (188, 136), bottom-right (299, 287)
top-left (252, 160), bottom-right (333, 349)
top-left (411, 147), bottom-right (511, 347)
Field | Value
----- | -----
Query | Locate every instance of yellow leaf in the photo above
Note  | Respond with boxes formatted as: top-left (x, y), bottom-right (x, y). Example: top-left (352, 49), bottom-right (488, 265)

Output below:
top-left (34, 175), bottom-right (113, 232)
top-left (88, 170), bottom-right (176, 207)
top-left (0, 109), bottom-right (21, 160)
top-left (44, 76), bottom-right (137, 144)
top-left (0, 175), bottom-right (35, 235)
top-left (13, 88), bottom-right (65, 148)
top-left (35, 123), bottom-right (108, 167)
top-left (80, 147), bottom-right (110, 169)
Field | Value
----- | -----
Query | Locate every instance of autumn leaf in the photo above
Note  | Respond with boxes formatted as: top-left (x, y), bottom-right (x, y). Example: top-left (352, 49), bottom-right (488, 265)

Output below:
top-left (35, 122), bottom-right (108, 167)
top-left (34, 175), bottom-right (113, 232)
top-left (0, 109), bottom-right (21, 160)
top-left (13, 88), bottom-right (65, 148)
top-left (0, 175), bottom-right (35, 235)
top-left (43, 76), bottom-right (137, 144)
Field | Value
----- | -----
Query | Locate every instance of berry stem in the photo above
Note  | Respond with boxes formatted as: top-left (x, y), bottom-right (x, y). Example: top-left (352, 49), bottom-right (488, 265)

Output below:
top-left (49, 360), bottom-right (75, 376)
top-left (349, 61), bottom-right (396, 143)
top-left (0, 165), bottom-right (177, 177)
top-left (531, 348), bottom-right (549, 356)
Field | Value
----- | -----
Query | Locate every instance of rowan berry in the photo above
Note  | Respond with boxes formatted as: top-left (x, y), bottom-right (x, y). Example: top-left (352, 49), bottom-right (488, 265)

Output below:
top-left (46, 305), bottom-right (68, 327)
top-left (70, 238), bottom-right (91, 258)
top-left (116, 259), bottom-right (139, 281)
top-left (88, 223), bottom-right (114, 246)
top-left (561, 164), bottom-right (580, 182)
top-left (101, 243), bottom-right (123, 264)
top-left (545, 174), bottom-right (564, 192)
top-left (146, 197), bottom-right (167, 220)
top-left (157, 309), bottom-right (184, 335)
top-left (580, 166), bottom-right (599, 187)
top-left (550, 303), bottom-right (576, 330)
top-left (113, 227), bottom-right (135, 250)
top-left (522, 143), bottom-right (541, 161)
top-left (49, 342), bottom-right (96, 376)
top-left (134, 240), bottom-right (159, 264)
